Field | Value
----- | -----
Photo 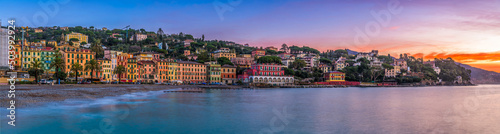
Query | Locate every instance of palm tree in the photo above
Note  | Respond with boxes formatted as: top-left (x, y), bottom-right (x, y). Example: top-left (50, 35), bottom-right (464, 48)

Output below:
top-left (84, 59), bottom-right (100, 81)
top-left (70, 63), bottom-right (83, 83)
top-left (91, 38), bottom-right (104, 58)
top-left (28, 60), bottom-right (44, 84)
top-left (113, 65), bottom-right (126, 83)
top-left (50, 50), bottom-right (65, 83)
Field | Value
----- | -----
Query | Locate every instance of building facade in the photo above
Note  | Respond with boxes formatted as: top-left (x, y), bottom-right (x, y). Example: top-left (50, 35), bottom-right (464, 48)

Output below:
top-left (205, 62), bottom-right (221, 84)
top-left (178, 61), bottom-right (206, 84)
top-left (138, 60), bottom-right (156, 83)
top-left (324, 71), bottom-right (345, 82)
top-left (61, 49), bottom-right (95, 79)
top-left (245, 63), bottom-right (294, 86)
top-left (221, 65), bottom-right (237, 84)
top-left (97, 59), bottom-right (112, 82)
top-left (65, 32), bottom-right (88, 44)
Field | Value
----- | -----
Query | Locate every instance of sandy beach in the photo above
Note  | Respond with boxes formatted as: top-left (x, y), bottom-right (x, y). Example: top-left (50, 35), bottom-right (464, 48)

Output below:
top-left (0, 84), bottom-right (243, 108)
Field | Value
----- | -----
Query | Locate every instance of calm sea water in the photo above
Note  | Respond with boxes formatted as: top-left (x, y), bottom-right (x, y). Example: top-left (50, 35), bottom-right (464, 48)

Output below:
top-left (2, 85), bottom-right (500, 134)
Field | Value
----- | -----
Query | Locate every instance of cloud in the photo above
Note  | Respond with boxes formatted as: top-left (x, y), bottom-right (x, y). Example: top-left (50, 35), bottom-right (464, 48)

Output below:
top-left (412, 51), bottom-right (500, 63)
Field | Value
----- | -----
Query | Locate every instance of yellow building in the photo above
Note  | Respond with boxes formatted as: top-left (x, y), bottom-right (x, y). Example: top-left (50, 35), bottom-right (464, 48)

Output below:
top-left (61, 49), bottom-right (96, 79)
top-left (126, 58), bottom-right (138, 82)
top-left (166, 59), bottom-right (178, 81)
top-left (34, 29), bottom-right (43, 33)
top-left (212, 52), bottom-right (236, 60)
top-left (134, 52), bottom-right (160, 61)
top-left (212, 48), bottom-right (236, 60)
top-left (48, 41), bottom-right (57, 46)
top-left (21, 48), bottom-right (56, 73)
top-left (98, 59), bottom-right (112, 82)
top-left (65, 32), bottom-right (88, 44)
top-left (324, 71), bottom-right (345, 82)
top-left (205, 61), bottom-right (221, 84)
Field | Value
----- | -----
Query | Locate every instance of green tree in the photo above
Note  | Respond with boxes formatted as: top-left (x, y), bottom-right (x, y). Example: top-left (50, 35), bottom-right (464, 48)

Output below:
top-left (69, 38), bottom-right (79, 42)
top-left (70, 63), bottom-right (83, 83)
top-left (113, 65), bottom-right (126, 83)
top-left (319, 58), bottom-right (332, 64)
top-left (382, 63), bottom-right (394, 70)
top-left (333, 49), bottom-right (348, 58)
top-left (256, 56), bottom-right (282, 65)
top-left (378, 55), bottom-right (394, 64)
top-left (91, 39), bottom-right (104, 58)
top-left (50, 51), bottom-right (66, 83)
top-left (28, 60), bottom-right (44, 83)
top-left (289, 59), bottom-right (306, 70)
top-left (84, 59), bottom-right (100, 81)
top-left (284, 68), bottom-right (295, 76)
top-left (53, 71), bottom-right (67, 82)
top-left (217, 57), bottom-right (234, 66)
top-left (265, 49), bottom-right (278, 55)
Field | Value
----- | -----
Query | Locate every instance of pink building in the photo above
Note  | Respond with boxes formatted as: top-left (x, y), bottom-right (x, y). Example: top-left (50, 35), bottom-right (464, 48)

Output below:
top-left (240, 63), bottom-right (294, 85)
top-left (231, 57), bottom-right (254, 68)
top-left (138, 61), bottom-right (156, 83)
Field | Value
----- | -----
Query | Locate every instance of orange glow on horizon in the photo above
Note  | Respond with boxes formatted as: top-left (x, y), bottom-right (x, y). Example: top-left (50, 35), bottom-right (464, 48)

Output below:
top-left (411, 52), bottom-right (500, 73)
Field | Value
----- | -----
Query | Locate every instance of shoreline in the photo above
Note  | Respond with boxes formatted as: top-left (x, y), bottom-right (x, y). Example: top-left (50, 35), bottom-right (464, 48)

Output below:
top-left (0, 84), bottom-right (243, 108)
top-left (0, 84), bottom-right (479, 108)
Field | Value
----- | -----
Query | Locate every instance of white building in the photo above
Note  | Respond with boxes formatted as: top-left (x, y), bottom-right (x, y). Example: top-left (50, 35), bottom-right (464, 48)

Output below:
top-left (130, 34), bottom-right (147, 41)
top-left (0, 22), bottom-right (9, 70)
top-left (249, 76), bottom-right (294, 86)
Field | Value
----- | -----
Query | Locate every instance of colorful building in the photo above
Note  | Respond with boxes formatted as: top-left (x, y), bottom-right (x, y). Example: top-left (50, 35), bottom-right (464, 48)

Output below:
top-left (65, 32), bottom-right (88, 44)
top-left (230, 57), bottom-right (253, 68)
top-left (244, 63), bottom-right (294, 86)
top-left (97, 58), bottom-right (112, 82)
top-left (251, 49), bottom-right (266, 58)
top-left (130, 34), bottom-right (147, 41)
top-left (318, 63), bottom-right (332, 73)
top-left (134, 52), bottom-right (160, 61)
top-left (117, 52), bottom-right (129, 81)
top-left (324, 71), bottom-right (345, 82)
top-left (126, 58), bottom-right (138, 82)
top-left (385, 65), bottom-right (401, 78)
top-left (221, 65), bottom-right (237, 84)
top-left (335, 57), bottom-right (347, 71)
top-left (10, 44), bottom-right (22, 70)
top-left (138, 60), bottom-right (156, 83)
top-left (178, 61), bottom-right (206, 84)
top-left (47, 40), bottom-right (57, 46)
top-left (154, 59), bottom-right (169, 83)
top-left (205, 61), bottom-right (221, 84)
top-left (21, 47), bottom-right (55, 74)
top-left (212, 48), bottom-right (236, 60)
top-left (61, 49), bottom-right (95, 79)
top-left (166, 59), bottom-right (178, 82)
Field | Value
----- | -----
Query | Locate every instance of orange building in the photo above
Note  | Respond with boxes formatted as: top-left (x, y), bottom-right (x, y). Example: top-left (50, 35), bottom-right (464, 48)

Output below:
top-left (177, 61), bottom-right (206, 84)
top-left (138, 60), bottom-right (156, 83)
top-left (61, 49), bottom-right (96, 79)
top-left (251, 49), bottom-right (266, 58)
top-left (117, 52), bottom-right (129, 81)
top-left (154, 59), bottom-right (169, 83)
top-left (221, 65), bottom-right (237, 84)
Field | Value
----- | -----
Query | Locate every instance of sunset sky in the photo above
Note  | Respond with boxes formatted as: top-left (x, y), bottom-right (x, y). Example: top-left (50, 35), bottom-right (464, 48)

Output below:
top-left (1, 0), bottom-right (499, 72)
